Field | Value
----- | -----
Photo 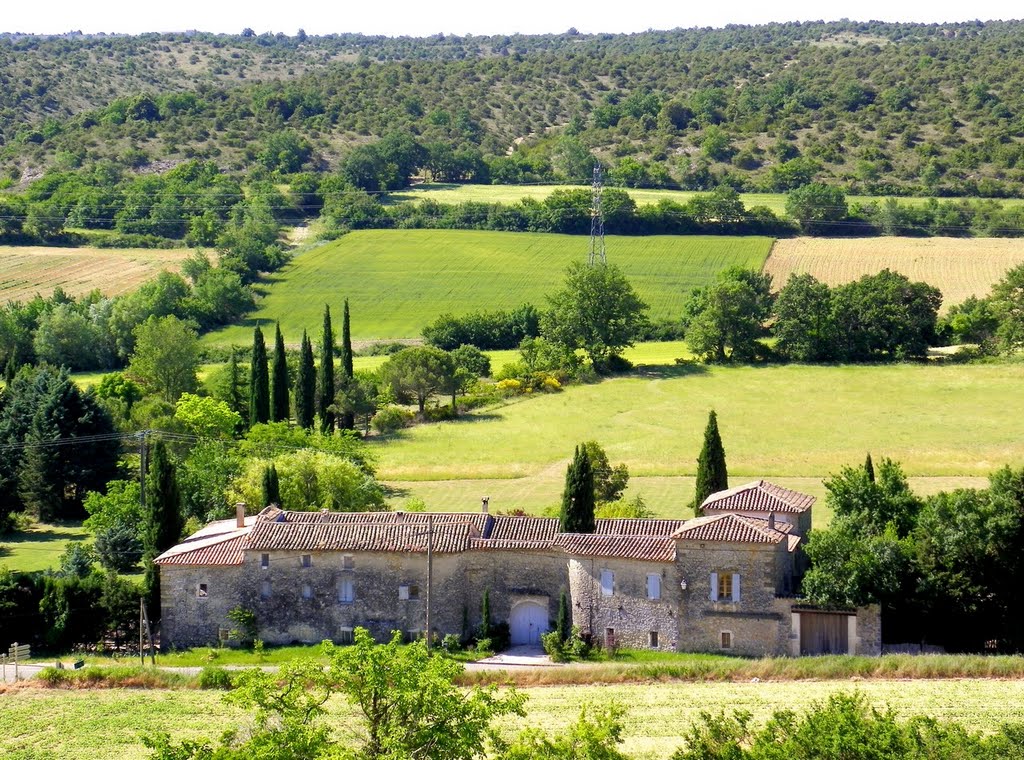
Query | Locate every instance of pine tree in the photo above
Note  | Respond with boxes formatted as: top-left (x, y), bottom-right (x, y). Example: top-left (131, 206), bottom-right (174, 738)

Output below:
top-left (560, 444), bottom-right (596, 533)
top-left (693, 410), bottom-right (728, 515)
top-left (556, 589), bottom-right (570, 644)
top-left (317, 305), bottom-right (335, 434)
top-left (294, 330), bottom-right (316, 430)
top-left (143, 438), bottom-right (182, 617)
top-left (249, 325), bottom-right (270, 427)
top-left (270, 323), bottom-right (290, 423)
top-left (261, 463), bottom-right (281, 507)
top-left (864, 452), bottom-right (876, 483)
top-left (339, 299), bottom-right (356, 431)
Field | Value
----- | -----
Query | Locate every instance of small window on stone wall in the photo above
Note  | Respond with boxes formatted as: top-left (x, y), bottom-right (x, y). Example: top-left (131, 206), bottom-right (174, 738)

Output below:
top-left (343, 555), bottom-right (355, 570)
top-left (338, 628), bottom-right (354, 645)
top-left (302, 583), bottom-right (313, 600)
top-left (720, 631), bottom-right (733, 650)
top-left (197, 583), bottom-right (208, 598)
top-left (260, 580), bottom-right (271, 600)
top-left (301, 554), bottom-right (312, 568)
top-left (649, 630), bottom-right (659, 648)
top-left (260, 553), bottom-right (269, 569)
top-left (339, 578), bottom-right (354, 604)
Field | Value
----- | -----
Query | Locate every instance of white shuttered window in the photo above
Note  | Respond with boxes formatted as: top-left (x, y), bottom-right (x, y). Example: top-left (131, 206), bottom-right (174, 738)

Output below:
top-left (600, 570), bottom-right (614, 596)
top-left (647, 573), bottom-right (661, 600)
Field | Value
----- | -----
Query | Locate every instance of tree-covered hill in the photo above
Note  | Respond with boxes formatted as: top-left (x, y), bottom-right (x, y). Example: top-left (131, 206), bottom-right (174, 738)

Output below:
top-left (3, 20), bottom-right (1024, 196)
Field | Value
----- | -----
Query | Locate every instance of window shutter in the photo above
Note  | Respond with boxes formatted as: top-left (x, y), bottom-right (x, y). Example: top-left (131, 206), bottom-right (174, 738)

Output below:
top-left (710, 572), bottom-right (719, 601)
top-left (732, 574), bottom-right (740, 603)
top-left (601, 570), bottom-right (614, 596)
top-left (647, 574), bottom-right (661, 600)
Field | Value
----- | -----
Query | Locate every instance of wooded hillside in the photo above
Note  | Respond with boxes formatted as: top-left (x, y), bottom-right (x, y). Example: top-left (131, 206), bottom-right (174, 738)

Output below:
top-left (2, 20), bottom-right (1024, 196)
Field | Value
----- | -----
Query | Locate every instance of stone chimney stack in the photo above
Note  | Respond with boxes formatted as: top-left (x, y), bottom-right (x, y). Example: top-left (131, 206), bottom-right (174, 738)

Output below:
top-left (481, 496), bottom-right (490, 514)
top-left (236, 502), bottom-right (246, 529)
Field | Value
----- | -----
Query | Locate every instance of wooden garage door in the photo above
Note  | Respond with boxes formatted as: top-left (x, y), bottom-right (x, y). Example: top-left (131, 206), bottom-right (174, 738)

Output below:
top-left (800, 612), bottom-right (850, 655)
top-left (510, 602), bottom-right (549, 645)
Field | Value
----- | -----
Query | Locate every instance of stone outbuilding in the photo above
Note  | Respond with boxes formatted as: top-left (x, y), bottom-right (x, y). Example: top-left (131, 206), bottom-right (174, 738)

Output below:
top-left (156, 483), bottom-right (880, 656)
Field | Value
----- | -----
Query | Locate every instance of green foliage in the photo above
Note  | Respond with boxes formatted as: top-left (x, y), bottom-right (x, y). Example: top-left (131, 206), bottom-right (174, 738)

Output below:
top-left (581, 441), bottom-right (630, 504)
top-left (495, 704), bottom-right (629, 760)
top-left (541, 626), bottom-right (593, 664)
top-left (94, 520), bottom-right (144, 572)
top-left (683, 268), bottom-right (773, 363)
top-left (556, 590), bottom-right (570, 644)
top-left (232, 450), bottom-right (384, 513)
top-left (248, 325), bottom-right (270, 427)
top-left (226, 606), bottom-right (258, 645)
top-left (317, 305), bottom-right (335, 434)
top-left (270, 323), bottom-right (290, 424)
top-left (693, 411), bottom-right (728, 514)
top-left (295, 330), bottom-right (317, 430)
top-left (824, 456), bottom-right (922, 537)
top-left (260, 464), bottom-right (281, 507)
top-left (989, 262), bottom-right (1024, 354)
top-left (174, 393), bottom-right (241, 439)
top-left (338, 299), bottom-right (355, 431)
top-left (785, 182), bottom-right (848, 232)
top-left (381, 345), bottom-right (456, 415)
top-left (129, 315), bottom-right (200, 402)
top-left (542, 262), bottom-right (649, 373)
top-left (197, 666), bottom-right (234, 691)
top-left (560, 444), bottom-right (596, 533)
top-left (423, 305), bottom-right (541, 351)
top-left (58, 542), bottom-right (97, 578)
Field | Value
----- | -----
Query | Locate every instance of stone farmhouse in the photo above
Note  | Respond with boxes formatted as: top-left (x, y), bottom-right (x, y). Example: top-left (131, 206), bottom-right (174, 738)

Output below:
top-left (156, 480), bottom-right (880, 656)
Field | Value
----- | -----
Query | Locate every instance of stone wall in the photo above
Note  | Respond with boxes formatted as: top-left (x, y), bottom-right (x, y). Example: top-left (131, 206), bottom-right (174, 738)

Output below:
top-left (855, 604), bottom-right (882, 655)
top-left (675, 541), bottom-right (791, 656)
top-left (568, 557), bottom-right (679, 650)
top-left (160, 566), bottom-right (248, 648)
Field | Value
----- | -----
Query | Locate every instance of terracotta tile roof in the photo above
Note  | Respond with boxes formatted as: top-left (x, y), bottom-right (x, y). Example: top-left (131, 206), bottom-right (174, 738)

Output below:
top-left (276, 509), bottom-right (493, 535)
top-left (555, 534), bottom-right (676, 562)
top-left (700, 480), bottom-right (815, 514)
top-left (248, 519), bottom-right (478, 554)
top-left (155, 534), bottom-right (249, 566)
top-left (671, 514), bottom-right (790, 545)
top-left (596, 519), bottom-right (688, 536)
top-left (489, 516), bottom-right (559, 542)
top-left (469, 538), bottom-right (556, 552)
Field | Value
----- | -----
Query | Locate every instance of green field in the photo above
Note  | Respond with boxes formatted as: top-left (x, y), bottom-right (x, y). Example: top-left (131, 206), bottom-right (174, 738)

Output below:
top-left (3, 680), bottom-right (1023, 759)
top-left (0, 523), bottom-right (89, 573)
top-left (201, 230), bottom-right (773, 346)
top-left (377, 363), bottom-right (1024, 519)
top-left (390, 183), bottom-right (1024, 216)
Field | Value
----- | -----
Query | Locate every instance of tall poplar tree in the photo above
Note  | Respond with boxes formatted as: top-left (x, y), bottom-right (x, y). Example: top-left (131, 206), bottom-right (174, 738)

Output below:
top-left (143, 437), bottom-right (182, 616)
top-left (270, 323), bottom-right (290, 423)
top-left (339, 299), bottom-right (356, 430)
top-left (317, 305), bottom-right (335, 434)
top-left (294, 329), bottom-right (316, 430)
top-left (249, 325), bottom-right (270, 427)
top-left (693, 410), bottom-right (728, 515)
top-left (560, 444), bottom-right (596, 533)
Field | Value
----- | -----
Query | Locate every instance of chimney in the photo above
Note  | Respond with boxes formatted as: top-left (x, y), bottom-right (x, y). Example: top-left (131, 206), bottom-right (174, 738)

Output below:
top-left (481, 496), bottom-right (489, 514)
top-left (236, 502), bottom-right (246, 529)
top-left (768, 512), bottom-right (776, 531)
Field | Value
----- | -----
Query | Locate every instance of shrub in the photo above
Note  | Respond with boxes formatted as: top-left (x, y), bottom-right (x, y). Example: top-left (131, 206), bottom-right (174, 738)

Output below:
top-left (371, 405), bottom-right (412, 433)
top-left (198, 665), bottom-right (234, 690)
top-left (94, 520), bottom-right (143, 572)
top-left (442, 633), bottom-right (462, 653)
top-left (496, 378), bottom-right (523, 397)
top-left (542, 626), bottom-right (593, 663)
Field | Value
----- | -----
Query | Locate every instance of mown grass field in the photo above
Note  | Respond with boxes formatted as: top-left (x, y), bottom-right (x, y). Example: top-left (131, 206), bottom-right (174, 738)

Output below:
top-left (202, 230), bottom-right (773, 346)
top-left (390, 183), bottom-right (1024, 216)
top-left (0, 522), bottom-right (89, 573)
top-left (0, 246), bottom-right (189, 303)
top-left (764, 236), bottom-right (1024, 311)
top-left (3, 679), bottom-right (1024, 759)
top-left (377, 362), bottom-right (1024, 519)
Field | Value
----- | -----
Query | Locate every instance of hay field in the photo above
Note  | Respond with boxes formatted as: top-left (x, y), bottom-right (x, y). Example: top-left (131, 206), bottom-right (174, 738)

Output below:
top-left (0, 246), bottom-right (189, 302)
top-left (764, 237), bottom-right (1024, 310)
top-left (202, 230), bottom-right (772, 345)
top-left (4, 680), bottom-right (1024, 759)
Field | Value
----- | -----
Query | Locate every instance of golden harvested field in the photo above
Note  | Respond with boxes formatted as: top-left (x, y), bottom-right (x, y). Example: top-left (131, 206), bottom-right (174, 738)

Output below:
top-left (764, 237), bottom-right (1024, 310)
top-left (0, 246), bottom-right (189, 302)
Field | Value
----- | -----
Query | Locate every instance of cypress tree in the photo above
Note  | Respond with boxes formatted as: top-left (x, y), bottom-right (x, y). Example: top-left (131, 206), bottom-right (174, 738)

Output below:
top-left (479, 587), bottom-right (492, 640)
top-left (294, 330), bottom-right (316, 430)
top-left (339, 299), bottom-right (355, 431)
top-left (556, 589), bottom-right (570, 644)
top-left (317, 305), bottom-right (335, 434)
top-left (693, 410), bottom-right (728, 515)
top-left (249, 325), bottom-right (270, 427)
top-left (143, 438), bottom-right (182, 617)
top-left (865, 452), bottom-right (876, 483)
top-left (261, 463), bottom-right (281, 507)
top-left (226, 346), bottom-right (247, 427)
top-left (560, 444), bottom-right (596, 533)
top-left (270, 323), bottom-right (290, 423)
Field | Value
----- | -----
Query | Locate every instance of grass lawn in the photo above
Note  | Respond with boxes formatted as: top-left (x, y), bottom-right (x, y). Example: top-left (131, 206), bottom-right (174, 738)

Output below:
top-left (375, 362), bottom-right (1024, 518)
top-left (201, 230), bottom-right (773, 346)
top-left (0, 522), bottom-right (89, 573)
top-left (4, 679), bottom-right (1024, 759)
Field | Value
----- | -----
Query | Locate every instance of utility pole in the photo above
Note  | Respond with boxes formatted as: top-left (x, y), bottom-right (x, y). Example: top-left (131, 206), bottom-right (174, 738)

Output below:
top-left (425, 513), bottom-right (434, 651)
